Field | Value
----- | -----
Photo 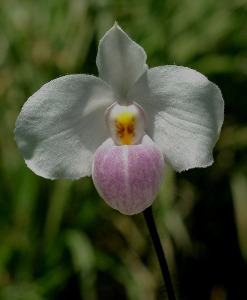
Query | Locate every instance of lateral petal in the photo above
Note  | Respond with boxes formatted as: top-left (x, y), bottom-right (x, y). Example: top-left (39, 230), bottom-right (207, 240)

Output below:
top-left (15, 75), bottom-right (115, 179)
top-left (128, 66), bottom-right (224, 172)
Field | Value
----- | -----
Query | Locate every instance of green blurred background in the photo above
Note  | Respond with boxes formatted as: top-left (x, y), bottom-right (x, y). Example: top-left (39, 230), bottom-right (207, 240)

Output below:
top-left (1, 0), bottom-right (247, 299)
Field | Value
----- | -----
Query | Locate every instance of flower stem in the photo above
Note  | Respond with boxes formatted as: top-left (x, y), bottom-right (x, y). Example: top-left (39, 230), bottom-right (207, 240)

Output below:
top-left (143, 205), bottom-right (176, 300)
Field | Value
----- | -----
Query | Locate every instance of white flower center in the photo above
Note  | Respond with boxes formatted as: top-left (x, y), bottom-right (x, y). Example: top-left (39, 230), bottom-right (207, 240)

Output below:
top-left (105, 102), bottom-right (147, 145)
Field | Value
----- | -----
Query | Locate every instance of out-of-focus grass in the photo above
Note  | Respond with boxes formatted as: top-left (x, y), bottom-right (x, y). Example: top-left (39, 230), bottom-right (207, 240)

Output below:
top-left (1, 0), bottom-right (247, 299)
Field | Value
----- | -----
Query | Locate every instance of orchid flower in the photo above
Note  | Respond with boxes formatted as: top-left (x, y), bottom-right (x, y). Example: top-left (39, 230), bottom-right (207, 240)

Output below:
top-left (15, 24), bottom-right (224, 215)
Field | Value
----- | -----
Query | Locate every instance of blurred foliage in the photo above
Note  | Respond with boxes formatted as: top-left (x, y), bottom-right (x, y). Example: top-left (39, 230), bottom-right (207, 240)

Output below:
top-left (1, 0), bottom-right (247, 299)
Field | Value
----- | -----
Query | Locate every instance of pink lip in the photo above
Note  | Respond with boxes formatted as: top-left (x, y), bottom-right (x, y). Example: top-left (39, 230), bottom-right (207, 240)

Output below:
top-left (92, 136), bottom-right (164, 215)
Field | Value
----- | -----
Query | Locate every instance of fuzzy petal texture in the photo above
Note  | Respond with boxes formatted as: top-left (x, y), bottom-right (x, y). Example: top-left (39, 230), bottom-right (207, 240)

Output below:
top-left (92, 135), bottom-right (164, 215)
top-left (128, 66), bottom-right (224, 172)
top-left (96, 24), bottom-right (148, 100)
top-left (15, 75), bottom-right (115, 179)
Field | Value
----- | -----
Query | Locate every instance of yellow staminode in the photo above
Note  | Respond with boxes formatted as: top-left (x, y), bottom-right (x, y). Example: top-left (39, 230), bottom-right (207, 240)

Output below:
top-left (115, 112), bottom-right (135, 145)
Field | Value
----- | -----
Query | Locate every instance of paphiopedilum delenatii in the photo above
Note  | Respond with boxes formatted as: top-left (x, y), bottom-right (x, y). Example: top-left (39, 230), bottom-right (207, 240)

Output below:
top-left (15, 24), bottom-right (224, 215)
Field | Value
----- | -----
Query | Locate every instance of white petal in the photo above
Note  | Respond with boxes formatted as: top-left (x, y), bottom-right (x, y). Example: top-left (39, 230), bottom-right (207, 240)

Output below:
top-left (15, 75), bottom-right (115, 179)
top-left (128, 66), bottom-right (224, 172)
top-left (96, 23), bottom-right (148, 99)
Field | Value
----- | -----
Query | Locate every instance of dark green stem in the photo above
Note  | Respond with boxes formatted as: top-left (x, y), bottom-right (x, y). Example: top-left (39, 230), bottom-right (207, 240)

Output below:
top-left (143, 205), bottom-right (176, 300)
